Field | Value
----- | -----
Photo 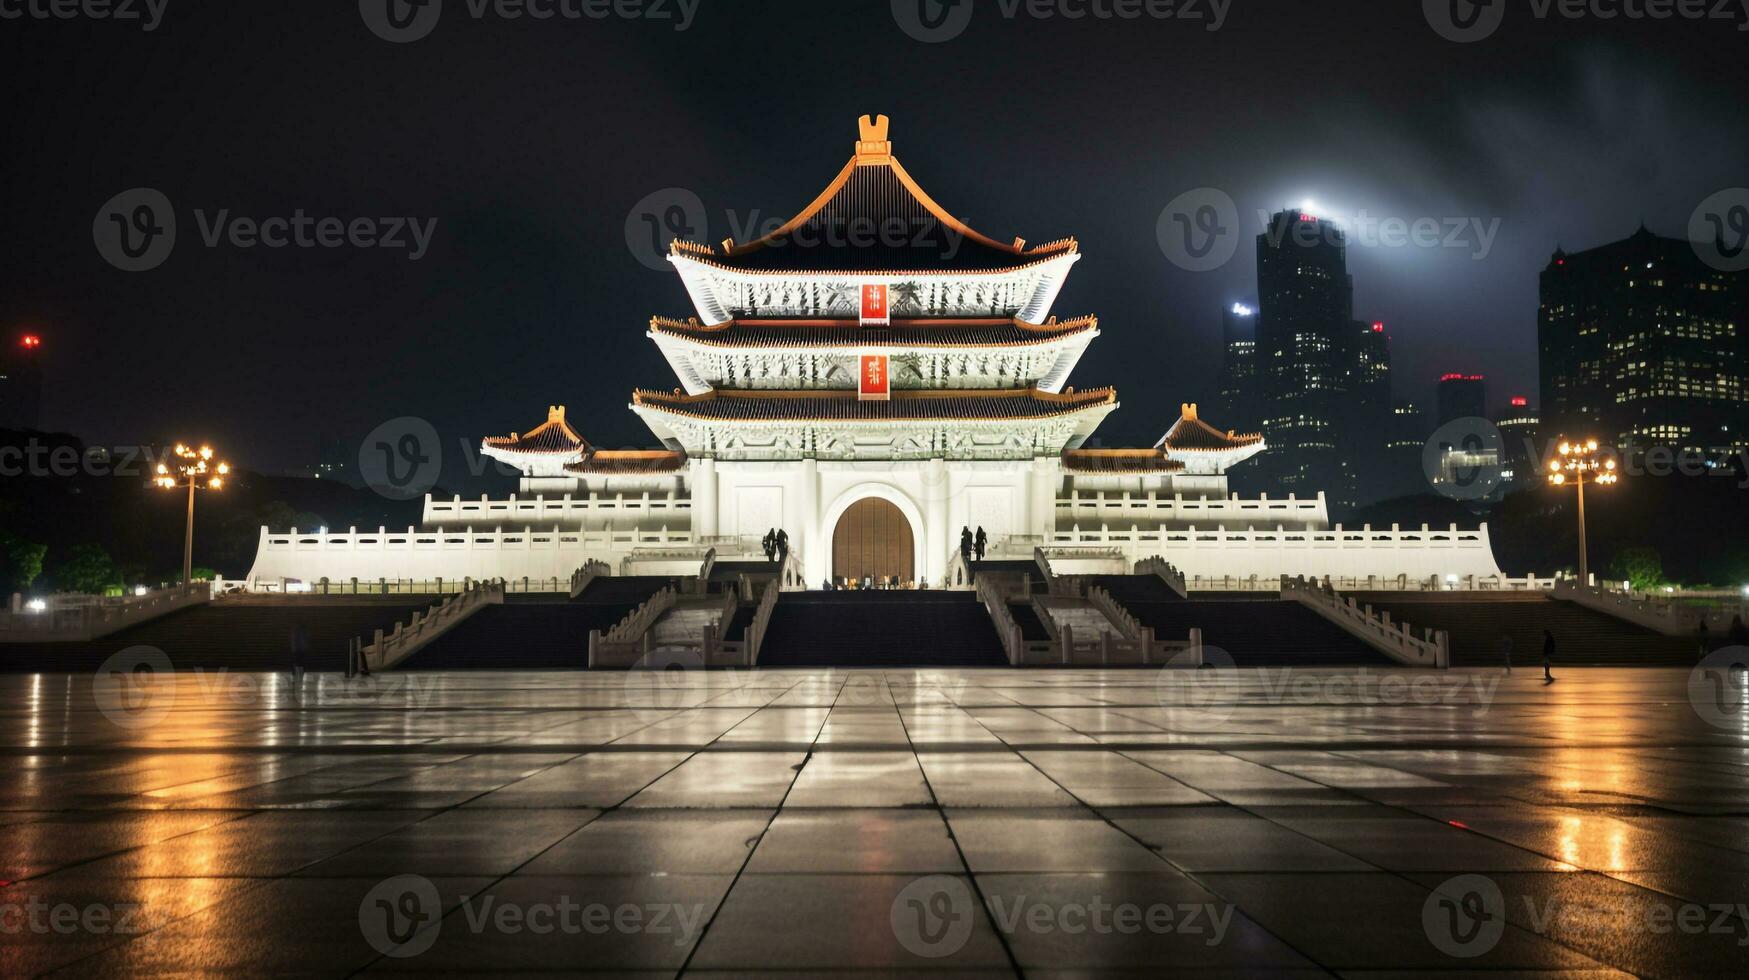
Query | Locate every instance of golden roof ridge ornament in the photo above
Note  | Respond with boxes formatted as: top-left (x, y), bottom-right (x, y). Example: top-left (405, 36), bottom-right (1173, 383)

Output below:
top-left (855, 114), bottom-right (892, 165)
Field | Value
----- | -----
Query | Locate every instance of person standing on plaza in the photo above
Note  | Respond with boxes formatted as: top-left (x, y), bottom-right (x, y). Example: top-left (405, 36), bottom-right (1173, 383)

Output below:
top-left (1499, 633), bottom-right (1513, 675)
top-left (1541, 629), bottom-right (1556, 683)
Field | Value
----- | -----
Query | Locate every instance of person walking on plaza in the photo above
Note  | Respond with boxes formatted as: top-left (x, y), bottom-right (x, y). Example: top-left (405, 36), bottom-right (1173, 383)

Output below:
top-left (775, 528), bottom-right (789, 563)
top-left (1730, 615), bottom-right (1748, 650)
top-left (960, 526), bottom-right (973, 562)
top-left (762, 528), bottom-right (776, 562)
top-left (974, 526), bottom-right (987, 561)
top-left (1541, 629), bottom-right (1556, 683)
top-left (1697, 619), bottom-right (1711, 660)
top-left (289, 623), bottom-right (310, 698)
top-left (1499, 633), bottom-right (1513, 675)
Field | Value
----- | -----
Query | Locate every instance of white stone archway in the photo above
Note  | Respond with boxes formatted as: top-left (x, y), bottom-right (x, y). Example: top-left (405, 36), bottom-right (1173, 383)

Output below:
top-left (814, 482), bottom-right (930, 588)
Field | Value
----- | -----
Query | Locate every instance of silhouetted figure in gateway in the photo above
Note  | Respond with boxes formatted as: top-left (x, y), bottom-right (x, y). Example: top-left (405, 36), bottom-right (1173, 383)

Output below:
top-left (974, 526), bottom-right (988, 561)
top-left (775, 528), bottom-right (789, 563)
top-left (960, 527), bottom-right (973, 562)
top-left (761, 528), bottom-right (776, 561)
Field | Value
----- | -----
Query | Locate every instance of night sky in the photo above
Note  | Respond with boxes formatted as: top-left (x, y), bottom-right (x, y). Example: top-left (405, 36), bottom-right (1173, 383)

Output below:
top-left (6, 0), bottom-right (1747, 492)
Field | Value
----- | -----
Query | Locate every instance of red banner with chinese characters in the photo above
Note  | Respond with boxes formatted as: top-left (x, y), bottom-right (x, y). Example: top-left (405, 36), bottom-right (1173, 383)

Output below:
top-left (859, 353), bottom-right (890, 401)
top-left (859, 283), bottom-right (889, 325)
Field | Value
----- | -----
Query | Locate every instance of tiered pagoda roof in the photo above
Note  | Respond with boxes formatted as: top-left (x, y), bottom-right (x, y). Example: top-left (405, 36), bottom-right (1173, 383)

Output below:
top-left (481, 405), bottom-right (589, 455)
top-left (1061, 448), bottom-right (1185, 475)
top-left (669, 115), bottom-right (1076, 275)
top-left (565, 449), bottom-right (687, 475)
top-left (648, 314), bottom-right (1097, 349)
top-left (1156, 403), bottom-right (1265, 453)
top-left (632, 386), bottom-right (1116, 422)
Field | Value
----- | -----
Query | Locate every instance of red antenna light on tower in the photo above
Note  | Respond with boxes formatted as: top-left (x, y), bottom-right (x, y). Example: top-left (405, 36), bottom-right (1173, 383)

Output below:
top-left (20, 334), bottom-right (41, 349)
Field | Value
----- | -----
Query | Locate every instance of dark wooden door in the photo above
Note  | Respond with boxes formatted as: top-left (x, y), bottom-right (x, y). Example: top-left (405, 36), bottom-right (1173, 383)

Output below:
top-left (832, 498), bottom-right (915, 585)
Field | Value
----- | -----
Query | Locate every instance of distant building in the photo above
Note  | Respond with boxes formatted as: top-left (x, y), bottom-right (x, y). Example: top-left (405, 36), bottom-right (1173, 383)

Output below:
top-left (1216, 302), bottom-right (1261, 435)
top-left (1436, 374), bottom-right (1487, 427)
top-left (1539, 226), bottom-right (1747, 453)
top-left (1495, 396), bottom-right (1540, 489)
top-left (1254, 209), bottom-right (1360, 511)
top-left (1380, 399), bottom-right (1431, 500)
top-left (0, 333), bottom-right (44, 431)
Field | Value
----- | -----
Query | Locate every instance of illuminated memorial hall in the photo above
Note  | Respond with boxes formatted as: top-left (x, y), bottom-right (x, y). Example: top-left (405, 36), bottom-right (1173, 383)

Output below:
top-left (247, 117), bottom-right (1504, 599)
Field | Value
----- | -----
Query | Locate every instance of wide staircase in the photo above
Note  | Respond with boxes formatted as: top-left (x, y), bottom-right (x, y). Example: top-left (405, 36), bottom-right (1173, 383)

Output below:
top-left (1342, 592), bottom-right (1695, 667)
top-left (0, 597), bottom-right (437, 672)
top-left (400, 576), bottom-right (674, 669)
top-left (1112, 592), bottom-right (1388, 666)
top-left (1089, 574), bottom-right (1183, 605)
top-left (758, 592), bottom-right (1008, 667)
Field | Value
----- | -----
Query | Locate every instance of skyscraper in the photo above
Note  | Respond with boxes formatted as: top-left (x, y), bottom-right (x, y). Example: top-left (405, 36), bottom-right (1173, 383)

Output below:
top-left (1539, 226), bottom-right (1747, 453)
top-left (1216, 301), bottom-right (1261, 435)
top-left (1254, 209), bottom-right (1358, 510)
top-left (0, 333), bottom-right (43, 431)
top-left (1436, 374), bottom-right (1487, 427)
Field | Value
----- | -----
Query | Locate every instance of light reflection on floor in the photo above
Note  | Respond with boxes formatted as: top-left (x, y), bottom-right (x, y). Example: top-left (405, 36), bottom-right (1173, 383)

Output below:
top-left (1, 666), bottom-right (1746, 975)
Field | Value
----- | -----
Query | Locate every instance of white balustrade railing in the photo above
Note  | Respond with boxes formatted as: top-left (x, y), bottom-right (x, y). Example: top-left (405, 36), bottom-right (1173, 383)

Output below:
top-left (423, 492), bottom-right (690, 526)
top-left (1553, 581), bottom-right (1748, 637)
top-left (568, 560), bottom-right (612, 599)
top-left (1135, 556), bottom-right (1188, 598)
top-left (588, 586), bottom-right (677, 666)
top-left (1, 582), bottom-right (211, 641)
top-left (1281, 576), bottom-right (1448, 668)
top-left (1057, 490), bottom-right (1327, 526)
top-left (359, 579), bottom-right (504, 672)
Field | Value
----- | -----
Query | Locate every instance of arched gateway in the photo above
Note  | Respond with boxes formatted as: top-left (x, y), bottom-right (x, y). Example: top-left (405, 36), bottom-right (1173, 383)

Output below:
top-left (831, 497), bottom-right (915, 585)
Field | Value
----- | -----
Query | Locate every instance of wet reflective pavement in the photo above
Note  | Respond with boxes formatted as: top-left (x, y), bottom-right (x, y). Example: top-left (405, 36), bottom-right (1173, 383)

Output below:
top-left (2, 665), bottom-right (1747, 976)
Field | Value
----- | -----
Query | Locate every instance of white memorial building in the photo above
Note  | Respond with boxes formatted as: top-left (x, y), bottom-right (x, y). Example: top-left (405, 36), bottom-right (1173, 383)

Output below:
top-left (248, 117), bottom-right (1504, 589)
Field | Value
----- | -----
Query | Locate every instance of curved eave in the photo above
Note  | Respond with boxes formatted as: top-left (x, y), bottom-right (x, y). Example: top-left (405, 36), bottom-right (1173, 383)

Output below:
top-left (667, 245), bottom-right (1079, 279)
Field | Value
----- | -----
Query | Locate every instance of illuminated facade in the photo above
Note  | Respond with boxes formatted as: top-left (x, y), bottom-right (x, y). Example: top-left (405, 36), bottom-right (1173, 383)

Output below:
top-left (248, 119), bottom-right (1505, 588)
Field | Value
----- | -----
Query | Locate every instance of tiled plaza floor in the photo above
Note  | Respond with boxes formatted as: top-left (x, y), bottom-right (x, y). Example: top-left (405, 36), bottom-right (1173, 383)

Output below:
top-left (2, 665), bottom-right (1747, 976)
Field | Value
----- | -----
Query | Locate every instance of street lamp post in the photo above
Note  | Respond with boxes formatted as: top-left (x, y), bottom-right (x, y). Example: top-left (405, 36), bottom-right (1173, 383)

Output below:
top-left (156, 444), bottom-right (230, 585)
top-left (1547, 438), bottom-right (1616, 585)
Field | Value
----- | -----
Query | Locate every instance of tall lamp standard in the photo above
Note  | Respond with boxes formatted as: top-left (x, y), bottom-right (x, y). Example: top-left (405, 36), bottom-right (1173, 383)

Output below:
top-left (1547, 438), bottom-right (1616, 585)
top-left (155, 444), bottom-right (230, 585)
